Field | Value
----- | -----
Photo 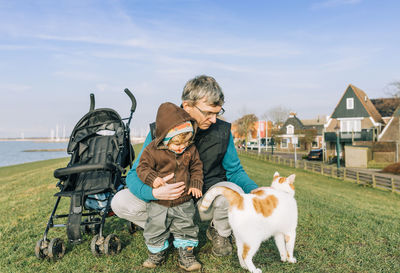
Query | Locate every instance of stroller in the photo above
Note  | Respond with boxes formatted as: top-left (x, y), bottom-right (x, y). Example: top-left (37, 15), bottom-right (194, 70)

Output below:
top-left (35, 89), bottom-right (136, 260)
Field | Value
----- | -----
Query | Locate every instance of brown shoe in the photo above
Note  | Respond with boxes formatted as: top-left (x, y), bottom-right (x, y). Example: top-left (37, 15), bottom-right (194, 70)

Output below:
top-left (206, 224), bottom-right (232, 257)
top-left (142, 250), bottom-right (166, 268)
top-left (178, 246), bottom-right (202, 271)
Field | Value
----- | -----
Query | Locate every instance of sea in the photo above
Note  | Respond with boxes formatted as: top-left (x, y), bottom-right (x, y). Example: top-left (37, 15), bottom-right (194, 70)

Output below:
top-left (0, 140), bottom-right (69, 167)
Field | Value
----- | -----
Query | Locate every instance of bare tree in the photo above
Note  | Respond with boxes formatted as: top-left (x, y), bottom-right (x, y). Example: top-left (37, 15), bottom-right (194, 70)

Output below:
top-left (264, 106), bottom-right (290, 125)
top-left (298, 128), bottom-right (317, 151)
top-left (234, 114), bottom-right (258, 151)
top-left (386, 81), bottom-right (400, 98)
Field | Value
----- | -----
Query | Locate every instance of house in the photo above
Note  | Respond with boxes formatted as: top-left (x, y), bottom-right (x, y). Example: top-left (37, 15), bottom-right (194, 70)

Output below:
top-left (231, 120), bottom-right (273, 145)
top-left (275, 112), bottom-right (324, 151)
top-left (378, 105), bottom-right (400, 142)
top-left (324, 84), bottom-right (385, 160)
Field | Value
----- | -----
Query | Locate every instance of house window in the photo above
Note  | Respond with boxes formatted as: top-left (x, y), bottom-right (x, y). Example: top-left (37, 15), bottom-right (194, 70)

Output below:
top-left (281, 138), bottom-right (288, 148)
top-left (287, 125), bottom-right (294, 135)
top-left (346, 98), bottom-right (354, 110)
top-left (312, 139), bottom-right (319, 148)
top-left (340, 119), bottom-right (361, 132)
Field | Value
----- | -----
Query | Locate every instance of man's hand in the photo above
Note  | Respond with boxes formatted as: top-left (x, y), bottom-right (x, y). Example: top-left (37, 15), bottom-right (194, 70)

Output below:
top-left (188, 188), bottom-right (202, 198)
top-left (152, 173), bottom-right (185, 200)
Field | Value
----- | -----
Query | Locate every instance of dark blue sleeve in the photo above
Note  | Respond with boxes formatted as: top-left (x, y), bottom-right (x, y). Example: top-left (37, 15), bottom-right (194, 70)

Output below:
top-left (126, 132), bottom-right (156, 202)
top-left (222, 133), bottom-right (259, 193)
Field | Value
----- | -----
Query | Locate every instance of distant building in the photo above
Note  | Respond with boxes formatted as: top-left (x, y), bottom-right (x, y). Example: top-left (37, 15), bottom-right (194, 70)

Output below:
top-left (276, 112), bottom-right (324, 151)
top-left (231, 120), bottom-right (273, 145)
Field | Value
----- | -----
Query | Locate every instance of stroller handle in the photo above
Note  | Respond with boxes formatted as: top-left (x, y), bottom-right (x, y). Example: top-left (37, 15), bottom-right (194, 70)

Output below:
top-left (90, 93), bottom-right (95, 111)
top-left (124, 88), bottom-right (137, 113)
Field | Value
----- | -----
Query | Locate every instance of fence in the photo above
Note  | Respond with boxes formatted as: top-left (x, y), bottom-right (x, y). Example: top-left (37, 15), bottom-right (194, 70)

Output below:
top-left (238, 150), bottom-right (400, 194)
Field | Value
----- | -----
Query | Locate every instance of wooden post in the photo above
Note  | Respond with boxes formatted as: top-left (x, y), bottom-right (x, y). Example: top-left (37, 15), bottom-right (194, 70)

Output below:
top-left (392, 178), bottom-right (395, 193)
top-left (372, 174), bottom-right (376, 188)
top-left (304, 161), bottom-right (307, 170)
top-left (321, 163), bottom-right (324, 175)
top-left (343, 168), bottom-right (346, 180)
top-left (331, 166), bottom-right (334, 177)
top-left (356, 172), bottom-right (360, 184)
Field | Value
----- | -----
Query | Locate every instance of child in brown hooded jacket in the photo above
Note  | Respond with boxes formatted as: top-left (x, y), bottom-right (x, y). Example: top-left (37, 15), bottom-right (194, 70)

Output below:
top-left (137, 102), bottom-right (203, 271)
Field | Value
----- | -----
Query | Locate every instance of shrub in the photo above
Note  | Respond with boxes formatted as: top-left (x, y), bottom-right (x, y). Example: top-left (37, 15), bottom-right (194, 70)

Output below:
top-left (382, 162), bottom-right (400, 174)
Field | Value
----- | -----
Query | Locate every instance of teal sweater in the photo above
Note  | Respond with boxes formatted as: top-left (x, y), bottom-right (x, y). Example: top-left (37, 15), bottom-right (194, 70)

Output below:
top-left (126, 132), bottom-right (258, 202)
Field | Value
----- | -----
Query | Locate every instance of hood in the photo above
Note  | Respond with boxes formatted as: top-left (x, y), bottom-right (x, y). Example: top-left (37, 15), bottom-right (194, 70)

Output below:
top-left (154, 102), bottom-right (196, 146)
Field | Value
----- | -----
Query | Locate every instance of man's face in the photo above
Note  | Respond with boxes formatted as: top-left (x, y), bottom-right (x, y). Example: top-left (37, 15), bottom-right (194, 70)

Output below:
top-left (183, 97), bottom-right (223, 130)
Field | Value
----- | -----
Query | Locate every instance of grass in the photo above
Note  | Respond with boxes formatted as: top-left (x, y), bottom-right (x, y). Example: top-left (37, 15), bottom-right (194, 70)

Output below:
top-left (0, 150), bottom-right (399, 272)
top-left (367, 160), bottom-right (392, 169)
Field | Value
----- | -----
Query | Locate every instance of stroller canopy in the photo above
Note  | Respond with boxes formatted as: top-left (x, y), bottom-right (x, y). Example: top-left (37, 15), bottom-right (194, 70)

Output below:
top-left (67, 108), bottom-right (126, 154)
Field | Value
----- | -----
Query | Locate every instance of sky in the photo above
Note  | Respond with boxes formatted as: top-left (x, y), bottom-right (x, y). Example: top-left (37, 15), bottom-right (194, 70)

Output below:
top-left (1, 0), bottom-right (400, 138)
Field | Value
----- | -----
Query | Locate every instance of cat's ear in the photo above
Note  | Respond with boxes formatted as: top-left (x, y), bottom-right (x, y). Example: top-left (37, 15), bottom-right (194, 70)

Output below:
top-left (287, 174), bottom-right (296, 184)
top-left (273, 172), bottom-right (280, 179)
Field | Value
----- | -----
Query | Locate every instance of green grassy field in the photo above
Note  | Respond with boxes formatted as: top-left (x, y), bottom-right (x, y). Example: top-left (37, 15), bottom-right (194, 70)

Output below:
top-left (0, 152), bottom-right (399, 273)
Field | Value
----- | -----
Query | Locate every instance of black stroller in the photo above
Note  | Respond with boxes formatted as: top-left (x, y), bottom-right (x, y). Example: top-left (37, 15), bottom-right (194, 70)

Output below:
top-left (35, 89), bottom-right (136, 260)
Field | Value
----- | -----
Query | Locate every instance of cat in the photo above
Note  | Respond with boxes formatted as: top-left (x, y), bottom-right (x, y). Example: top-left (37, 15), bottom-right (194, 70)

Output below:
top-left (199, 172), bottom-right (298, 273)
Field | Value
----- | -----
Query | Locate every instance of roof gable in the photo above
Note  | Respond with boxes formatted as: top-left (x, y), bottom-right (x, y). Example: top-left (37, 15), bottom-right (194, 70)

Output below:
top-left (394, 105), bottom-right (400, 117)
top-left (331, 84), bottom-right (383, 124)
top-left (279, 115), bottom-right (304, 134)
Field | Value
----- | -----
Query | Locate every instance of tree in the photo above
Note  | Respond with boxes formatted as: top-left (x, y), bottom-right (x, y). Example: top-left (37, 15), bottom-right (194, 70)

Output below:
top-left (387, 81), bottom-right (400, 98)
top-left (298, 128), bottom-right (317, 151)
top-left (263, 106), bottom-right (290, 125)
top-left (234, 114), bottom-right (258, 151)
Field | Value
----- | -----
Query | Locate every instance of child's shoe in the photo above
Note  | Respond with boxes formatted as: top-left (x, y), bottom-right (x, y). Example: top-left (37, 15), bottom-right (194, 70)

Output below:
top-left (177, 246), bottom-right (202, 271)
top-left (142, 249), bottom-right (166, 268)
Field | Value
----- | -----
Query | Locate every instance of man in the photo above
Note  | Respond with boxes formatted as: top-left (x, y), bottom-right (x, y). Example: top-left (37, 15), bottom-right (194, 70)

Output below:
top-left (111, 75), bottom-right (258, 258)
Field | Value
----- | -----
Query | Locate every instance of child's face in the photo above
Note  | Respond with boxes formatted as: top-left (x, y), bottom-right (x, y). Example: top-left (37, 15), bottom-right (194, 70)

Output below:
top-left (168, 141), bottom-right (189, 154)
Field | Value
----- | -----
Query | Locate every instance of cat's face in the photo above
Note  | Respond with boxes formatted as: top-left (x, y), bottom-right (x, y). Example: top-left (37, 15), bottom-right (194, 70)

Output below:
top-left (271, 172), bottom-right (296, 193)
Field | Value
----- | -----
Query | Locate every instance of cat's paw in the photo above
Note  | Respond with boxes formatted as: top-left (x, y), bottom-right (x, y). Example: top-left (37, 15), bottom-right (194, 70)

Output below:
top-left (287, 257), bottom-right (297, 263)
top-left (251, 268), bottom-right (262, 273)
top-left (280, 256), bottom-right (287, 262)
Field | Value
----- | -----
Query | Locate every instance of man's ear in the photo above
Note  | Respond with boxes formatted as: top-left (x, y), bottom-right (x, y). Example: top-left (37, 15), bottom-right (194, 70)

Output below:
top-left (182, 101), bottom-right (190, 110)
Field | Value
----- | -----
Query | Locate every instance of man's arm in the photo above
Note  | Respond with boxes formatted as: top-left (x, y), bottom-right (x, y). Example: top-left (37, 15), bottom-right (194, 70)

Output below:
top-left (126, 132), bottom-right (156, 202)
top-left (222, 133), bottom-right (258, 193)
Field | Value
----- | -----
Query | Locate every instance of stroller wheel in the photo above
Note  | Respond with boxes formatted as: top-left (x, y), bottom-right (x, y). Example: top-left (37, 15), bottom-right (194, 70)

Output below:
top-left (47, 238), bottom-right (66, 260)
top-left (91, 235), bottom-right (105, 256)
top-left (35, 239), bottom-right (49, 259)
top-left (104, 234), bottom-right (121, 255)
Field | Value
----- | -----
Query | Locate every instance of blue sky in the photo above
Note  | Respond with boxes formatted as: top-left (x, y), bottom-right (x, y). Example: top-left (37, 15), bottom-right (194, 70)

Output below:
top-left (1, 0), bottom-right (399, 138)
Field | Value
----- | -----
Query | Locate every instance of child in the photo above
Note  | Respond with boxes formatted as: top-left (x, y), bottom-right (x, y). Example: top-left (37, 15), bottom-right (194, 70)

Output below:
top-left (136, 102), bottom-right (203, 271)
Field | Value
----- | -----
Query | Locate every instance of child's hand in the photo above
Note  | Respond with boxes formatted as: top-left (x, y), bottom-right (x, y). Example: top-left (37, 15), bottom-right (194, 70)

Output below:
top-left (188, 188), bottom-right (202, 198)
top-left (153, 177), bottom-right (166, 188)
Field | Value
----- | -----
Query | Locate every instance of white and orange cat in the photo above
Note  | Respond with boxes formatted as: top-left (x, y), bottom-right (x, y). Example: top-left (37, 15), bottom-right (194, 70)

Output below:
top-left (199, 172), bottom-right (298, 273)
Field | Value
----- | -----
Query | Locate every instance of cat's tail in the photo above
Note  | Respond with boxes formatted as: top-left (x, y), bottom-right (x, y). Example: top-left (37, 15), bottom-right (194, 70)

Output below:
top-left (199, 186), bottom-right (244, 211)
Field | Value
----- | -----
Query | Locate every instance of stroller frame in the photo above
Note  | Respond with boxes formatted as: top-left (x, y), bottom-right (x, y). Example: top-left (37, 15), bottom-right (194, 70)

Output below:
top-left (35, 89), bottom-right (137, 260)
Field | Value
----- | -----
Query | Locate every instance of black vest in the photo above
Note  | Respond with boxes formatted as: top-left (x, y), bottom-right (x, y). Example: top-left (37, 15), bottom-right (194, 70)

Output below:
top-left (150, 119), bottom-right (231, 192)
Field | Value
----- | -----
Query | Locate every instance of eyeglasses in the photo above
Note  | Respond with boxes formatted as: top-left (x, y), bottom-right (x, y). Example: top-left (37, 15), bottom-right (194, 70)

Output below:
top-left (194, 105), bottom-right (225, 118)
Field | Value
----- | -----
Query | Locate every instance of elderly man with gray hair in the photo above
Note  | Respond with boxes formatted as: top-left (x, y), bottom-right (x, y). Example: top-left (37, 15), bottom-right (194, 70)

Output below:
top-left (111, 75), bottom-right (258, 266)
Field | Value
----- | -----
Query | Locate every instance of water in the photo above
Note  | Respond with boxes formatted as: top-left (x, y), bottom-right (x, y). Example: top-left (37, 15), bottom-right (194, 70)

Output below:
top-left (0, 141), bottom-right (69, 167)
